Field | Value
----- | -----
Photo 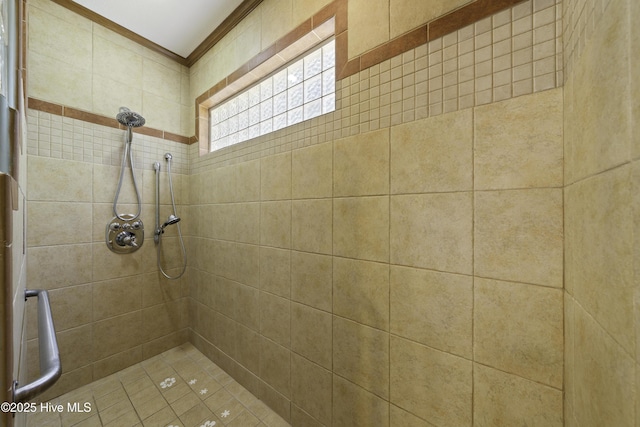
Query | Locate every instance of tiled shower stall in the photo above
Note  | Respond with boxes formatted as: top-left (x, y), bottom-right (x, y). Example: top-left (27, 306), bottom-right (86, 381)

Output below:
top-left (19, 0), bottom-right (640, 425)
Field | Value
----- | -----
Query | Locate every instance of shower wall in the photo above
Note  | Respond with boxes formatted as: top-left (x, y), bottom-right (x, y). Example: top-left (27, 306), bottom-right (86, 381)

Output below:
top-left (27, 0), bottom-right (192, 137)
top-left (190, 0), bottom-right (335, 101)
top-left (563, 0), bottom-right (640, 425)
top-left (188, 0), bottom-right (482, 105)
top-left (25, 110), bottom-right (191, 401)
top-left (24, 0), bottom-right (196, 400)
top-left (22, 0), bottom-right (567, 424)
top-left (188, 0), bottom-right (565, 425)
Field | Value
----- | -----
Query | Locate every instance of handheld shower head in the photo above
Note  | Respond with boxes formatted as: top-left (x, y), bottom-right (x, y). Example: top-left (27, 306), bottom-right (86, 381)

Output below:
top-left (161, 214), bottom-right (181, 229)
top-left (116, 107), bottom-right (146, 128)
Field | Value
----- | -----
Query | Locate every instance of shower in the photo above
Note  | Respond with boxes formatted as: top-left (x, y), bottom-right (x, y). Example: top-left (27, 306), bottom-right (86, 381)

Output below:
top-left (154, 152), bottom-right (187, 279)
top-left (116, 107), bottom-right (145, 130)
top-left (105, 107), bottom-right (145, 254)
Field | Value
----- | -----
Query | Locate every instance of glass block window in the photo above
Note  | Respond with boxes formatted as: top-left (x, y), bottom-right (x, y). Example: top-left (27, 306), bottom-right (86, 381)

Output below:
top-left (210, 39), bottom-right (335, 152)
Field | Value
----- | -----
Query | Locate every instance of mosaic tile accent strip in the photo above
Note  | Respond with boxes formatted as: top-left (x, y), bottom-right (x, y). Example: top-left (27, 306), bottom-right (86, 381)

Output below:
top-left (27, 108), bottom-right (190, 174)
top-left (190, 0), bottom-right (562, 175)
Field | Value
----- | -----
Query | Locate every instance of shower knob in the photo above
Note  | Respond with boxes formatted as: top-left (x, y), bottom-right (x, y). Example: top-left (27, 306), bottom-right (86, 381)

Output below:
top-left (115, 231), bottom-right (138, 248)
top-left (106, 215), bottom-right (144, 254)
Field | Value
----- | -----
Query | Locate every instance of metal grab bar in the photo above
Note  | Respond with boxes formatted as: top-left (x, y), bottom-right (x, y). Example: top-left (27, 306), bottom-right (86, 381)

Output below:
top-left (12, 289), bottom-right (62, 403)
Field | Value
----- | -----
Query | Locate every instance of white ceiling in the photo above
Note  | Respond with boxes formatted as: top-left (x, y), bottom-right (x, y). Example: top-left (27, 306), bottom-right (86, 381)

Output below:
top-left (72, 0), bottom-right (246, 58)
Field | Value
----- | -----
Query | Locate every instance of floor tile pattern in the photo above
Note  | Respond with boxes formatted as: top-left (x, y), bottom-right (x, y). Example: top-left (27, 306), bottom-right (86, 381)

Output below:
top-left (27, 344), bottom-right (290, 427)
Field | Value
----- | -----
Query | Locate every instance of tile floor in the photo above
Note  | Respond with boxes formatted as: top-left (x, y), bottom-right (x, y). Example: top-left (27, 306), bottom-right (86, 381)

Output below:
top-left (27, 343), bottom-right (290, 427)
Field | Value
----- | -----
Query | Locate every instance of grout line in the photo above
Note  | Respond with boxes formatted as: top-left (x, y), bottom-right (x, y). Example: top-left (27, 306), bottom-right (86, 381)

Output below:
top-left (470, 103), bottom-right (476, 427)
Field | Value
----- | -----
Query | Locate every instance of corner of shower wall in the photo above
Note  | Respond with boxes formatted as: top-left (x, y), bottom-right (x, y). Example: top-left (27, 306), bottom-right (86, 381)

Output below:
top-left (24, 109), bottom-right (192, 401)
top-left (187, 0), bottom-right (567, 425)
top-left (562, 0), bottom-right (639, 425)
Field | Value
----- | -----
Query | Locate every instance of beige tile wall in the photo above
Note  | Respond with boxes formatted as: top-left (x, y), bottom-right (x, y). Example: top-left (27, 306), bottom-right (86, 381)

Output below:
top-left (185, 1), bottom-right (568, 425)
top-left (563, 0), bottom-right (639, 426)
top-left (27, 110), bottom-right (189, 174)
top-left (24, 1), bottom-right (569, 425)
top-left (190, 0), bottom-right (563, 174)
top-left (189, 0), bottom-right (336, 103)
top-left (27, 0), bottom-right (192, 137)
top-left (190, 0), bottom-right (520, 99)
top-left (25, 109), bottom-right (191, 400)
top-left (189, 84), bottom-right (565, 425)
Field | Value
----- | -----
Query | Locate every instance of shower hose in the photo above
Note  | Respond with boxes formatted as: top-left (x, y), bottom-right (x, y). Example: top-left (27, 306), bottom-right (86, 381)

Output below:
top-left (113, 129), bottom-right (142, 220)
top-left (157, 154), bottom-right (187, 280)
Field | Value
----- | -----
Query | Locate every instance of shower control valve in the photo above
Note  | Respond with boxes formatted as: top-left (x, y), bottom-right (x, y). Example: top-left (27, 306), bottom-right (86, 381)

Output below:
top-left (116, 231), bottom-right (138, 248)
top-left (106, 214), bottom-right (144, 254)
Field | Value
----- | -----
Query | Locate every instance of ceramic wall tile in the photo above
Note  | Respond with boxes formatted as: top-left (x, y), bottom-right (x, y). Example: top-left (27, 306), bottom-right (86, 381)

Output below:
top-left (333, 258), bottom-right (389, 330)
top-left (390, 192), bottom-right (472, 274)
top-left (333, 196), bottom-right (389, 262)
top-left (390, 109), bottom-right (473, 194)
top-left (390, 266), bottom-right (472, 358)
top-left (475, 88), bottom-right (563, 190)
top-left (390, 335), bottom-right (472, 427)
top-left (474, 364), bottom-right (563, 427)
top-left (475, 188), bottom-right (563, 287)
top-left (333, 317), bottom-right (389, 399)
top-left (474, 278), bottom-right (563, 388)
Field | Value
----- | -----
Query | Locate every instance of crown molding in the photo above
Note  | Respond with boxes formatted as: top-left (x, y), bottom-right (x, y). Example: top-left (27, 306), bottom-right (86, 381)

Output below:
top-left (50, 0), bottom-right (264, 68)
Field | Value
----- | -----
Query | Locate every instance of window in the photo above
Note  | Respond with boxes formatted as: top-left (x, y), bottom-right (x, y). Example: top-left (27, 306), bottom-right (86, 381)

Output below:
top-left (209, 39), bottom-right (335, 152)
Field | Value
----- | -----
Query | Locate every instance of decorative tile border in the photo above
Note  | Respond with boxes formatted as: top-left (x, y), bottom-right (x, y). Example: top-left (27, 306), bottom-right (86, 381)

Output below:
top-left (342, 0), bottom-right (529, 79)
top-left (194, 0), bottom-right (528, 146)
top-left (31, 0), bottom-right (553, 157)
top-left (27, 98), bottom-right (193, 145)
top-left (190, 0), bottom-right (562, 175)
top-left (27, 107), bottom-right (190, 174)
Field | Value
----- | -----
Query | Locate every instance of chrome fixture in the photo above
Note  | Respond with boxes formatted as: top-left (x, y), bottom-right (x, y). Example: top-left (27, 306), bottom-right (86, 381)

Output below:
top-left (13, 290), bottom-right (61, 403)
top-left (106, 214), bottom-right (144, 254)
top-left (116, 106), bottom-right (145, 143)
top-left (162, 214), bottom-right (181, 228)
top-left (106, 107), bottom-right (145, 254)
top-left (154, 153), bottom-right (187, 279)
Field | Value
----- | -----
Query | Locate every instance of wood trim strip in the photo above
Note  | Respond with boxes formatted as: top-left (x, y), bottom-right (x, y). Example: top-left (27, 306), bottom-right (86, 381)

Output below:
top-left (343, 0), bottom-right (525, 79)
top-left (45, 0), bottom-right (527, 145)
top-left (51, 0), bottom-right (524, 76)
top-left (28, 97), bottom-right (192, 145)
top-left (64, 106), bottom-right (120, 129)
top-left (428, 0), bottom-right (523, 41)
top-left (313, 1), bottom-right (338, 29)
top-left (194, 0), bottom-right (342, 144)
top-left (335, 27), bottom-right (349, 79)
top-left (193, 0), bottom-right (342, 153)
top-left (197, 0), bottom-right (526, 102)
top-left (164, 132), bottom-right (191, 144)
top-left (248, 44), bottom-right (278, 72)
top-left (28, 98), bottom-right (62, 116)
top-left (276, 19), bottom-right (313, 54)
